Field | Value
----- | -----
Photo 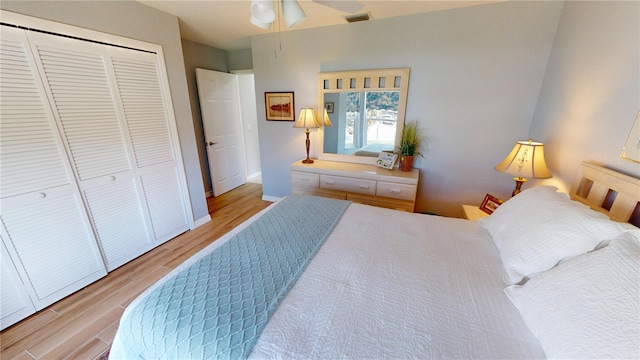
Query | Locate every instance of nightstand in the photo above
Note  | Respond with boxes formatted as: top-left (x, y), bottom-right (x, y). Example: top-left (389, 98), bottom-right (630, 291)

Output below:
top-left (462, 204), bottom-right (490, 221)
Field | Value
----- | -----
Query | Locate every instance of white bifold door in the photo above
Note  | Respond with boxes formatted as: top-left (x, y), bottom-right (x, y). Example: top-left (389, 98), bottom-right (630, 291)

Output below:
top-left (0, 22), bottom-right (190, 329)
top-left (0, 27), bottom-right (108, 325)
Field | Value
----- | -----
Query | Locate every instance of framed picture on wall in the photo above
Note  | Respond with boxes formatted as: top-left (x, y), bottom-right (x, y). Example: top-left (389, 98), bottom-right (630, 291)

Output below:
top-left (325, 102), bottom-right (334, 114)
top-left (265, 92), bottom-right (294, 121)
top-left (480, 194), bottom-right (504, 214)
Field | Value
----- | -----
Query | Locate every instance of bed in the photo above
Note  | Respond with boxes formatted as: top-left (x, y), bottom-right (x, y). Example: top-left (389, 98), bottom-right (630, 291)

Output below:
top-left (109, 162), bottom-right (639, 359)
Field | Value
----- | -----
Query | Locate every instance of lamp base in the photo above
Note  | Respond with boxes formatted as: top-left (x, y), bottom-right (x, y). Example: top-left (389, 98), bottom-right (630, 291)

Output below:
top-left (301, 128), bottom-right (314, 164)
top-left (512, 177), bottom-right (528, 197)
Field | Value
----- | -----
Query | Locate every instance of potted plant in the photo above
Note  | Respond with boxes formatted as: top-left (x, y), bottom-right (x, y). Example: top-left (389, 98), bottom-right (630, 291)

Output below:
top-left (398, 121), bottom-right (424, 171)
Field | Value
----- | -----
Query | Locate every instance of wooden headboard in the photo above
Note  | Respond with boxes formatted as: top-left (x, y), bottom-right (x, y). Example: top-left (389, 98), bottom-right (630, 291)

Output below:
top-left (570, 161), bottom-right (640, 227)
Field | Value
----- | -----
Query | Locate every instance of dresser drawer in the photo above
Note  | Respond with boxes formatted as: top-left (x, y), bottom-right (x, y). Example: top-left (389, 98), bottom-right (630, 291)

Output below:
top-left (291, 171), bottom-right (319, 188)
top-left (320, 175), bottom-right (376, 195)
top-left (290, 159), bottom-right (418, 212)
top-left (376, 181), bottom-right (416, 201)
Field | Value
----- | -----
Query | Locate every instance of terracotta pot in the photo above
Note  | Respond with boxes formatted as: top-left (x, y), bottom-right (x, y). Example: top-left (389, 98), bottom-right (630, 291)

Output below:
top-left (400, 155), bottom-right (414, 171)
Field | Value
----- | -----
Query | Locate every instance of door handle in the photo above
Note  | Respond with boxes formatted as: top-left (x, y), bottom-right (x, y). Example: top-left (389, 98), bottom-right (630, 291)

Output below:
top-left (207, 141), bottom-right (218, 146)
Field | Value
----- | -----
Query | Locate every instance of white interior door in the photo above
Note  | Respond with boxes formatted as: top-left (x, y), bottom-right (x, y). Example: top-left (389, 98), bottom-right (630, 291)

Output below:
top-left (195, 69), bottom-right (246, 196)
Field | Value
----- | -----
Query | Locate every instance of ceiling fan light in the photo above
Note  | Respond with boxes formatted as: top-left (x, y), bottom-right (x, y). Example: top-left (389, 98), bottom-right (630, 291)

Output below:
top-left (250, 0), bottom-right (276, 24)
top-left (282, 0), bottom-right (306, 28)
top-left (250, 14), bottom-right (273, 30)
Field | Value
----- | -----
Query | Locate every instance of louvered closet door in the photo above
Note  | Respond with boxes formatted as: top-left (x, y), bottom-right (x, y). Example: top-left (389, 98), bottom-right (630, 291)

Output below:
top-left (0, 27), bottom-right (107, 315)
top-left (25, 32), bottom-right (155, 271)
top-left (1, 239), bottom-right (36, 330)
top-left (109, 48), bottom-right (189, 243)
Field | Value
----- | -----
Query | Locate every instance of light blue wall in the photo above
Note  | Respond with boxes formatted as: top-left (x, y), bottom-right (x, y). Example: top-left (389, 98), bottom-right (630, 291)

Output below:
top-left (228, 49), bottom-right (253, 71)
top-left (529, 1), bottom-right (640, 189)
top-left (252, 1), bottom-right (563, 216)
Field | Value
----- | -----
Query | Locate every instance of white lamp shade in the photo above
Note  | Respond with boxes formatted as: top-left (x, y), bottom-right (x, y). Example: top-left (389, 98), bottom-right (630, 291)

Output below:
top-left (250, 14), bottom-right (272, 29)
top-left (495, 140), bottom-right (552, 179)
top-left (250, 0), bottom-right (276, 24)
top-left (282, 0), bottom-right (306, 28)
top-left (323, 109), bottom-right (332, 126)
top-left (294, 108), bottom-right (319, 128)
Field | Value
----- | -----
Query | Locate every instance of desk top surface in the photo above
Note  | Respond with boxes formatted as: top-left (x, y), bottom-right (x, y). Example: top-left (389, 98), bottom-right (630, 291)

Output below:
top-left (291, 159), bottom-right (419, 185)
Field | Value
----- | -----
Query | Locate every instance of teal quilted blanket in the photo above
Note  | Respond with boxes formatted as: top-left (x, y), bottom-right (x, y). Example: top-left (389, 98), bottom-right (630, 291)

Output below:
top-left (115, 195), bottom-right (350, 359)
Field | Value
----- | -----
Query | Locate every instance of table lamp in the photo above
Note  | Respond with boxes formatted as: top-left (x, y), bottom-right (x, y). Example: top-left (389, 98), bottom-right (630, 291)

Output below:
top-left (495, 139), bottom-right (552, 196)
top-left (293, 107), bottom-right (320, 163)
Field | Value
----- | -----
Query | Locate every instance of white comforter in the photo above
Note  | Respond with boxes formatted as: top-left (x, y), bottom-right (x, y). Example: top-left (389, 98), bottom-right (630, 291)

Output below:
top-left (249, 202), bottom-right (544, 359)
top-left (112, 200), bottom-right (545, 359)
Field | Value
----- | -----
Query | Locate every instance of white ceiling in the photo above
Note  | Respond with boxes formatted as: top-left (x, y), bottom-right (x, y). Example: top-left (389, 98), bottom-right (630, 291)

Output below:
top-left (137, 0), bottom-right (503, 50)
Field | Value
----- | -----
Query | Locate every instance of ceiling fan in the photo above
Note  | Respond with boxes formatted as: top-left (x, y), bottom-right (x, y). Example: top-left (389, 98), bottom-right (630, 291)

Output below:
top-left (250, 0), bottom-right (364, 30)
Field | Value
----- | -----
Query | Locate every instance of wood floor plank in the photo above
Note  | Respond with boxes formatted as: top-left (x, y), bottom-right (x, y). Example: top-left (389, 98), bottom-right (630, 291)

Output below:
top-left (19, 266), bottom-right (171, 358)
top-left (118, 266), bottom-right (174, 308)
top-left (7, 350), bottom-right (35, 360)
top-left (37, 308), bottom-right (124, 359)
top-left (0, 183), bottom-right (270, 359)
top-left (108, 247), bottom-right (173, 280)
top-left (63, 338), bottom-right (109, 360)
top-left (158, 218), bottom-right (213, 251)
top-left (49, 273), bottom-right (133, 315)
top-left (0, 310), bottom-right (59, 353)
top-left (38, 307), bottom-right (123, 359)
top-left (95, 321), bottom-right (119, 345)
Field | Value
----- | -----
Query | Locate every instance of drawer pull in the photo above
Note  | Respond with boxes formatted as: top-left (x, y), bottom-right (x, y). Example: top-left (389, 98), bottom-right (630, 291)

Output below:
top-left (39, 192), bottom-right (46, 199)
top-left (300, 178), bottom-right (309, 182)
top-left (390, 189), bottom-right (401, 194)
top-left (359, 185), bottom-right (370, 190)
top-left (326, 181), bottom-right (335, 185)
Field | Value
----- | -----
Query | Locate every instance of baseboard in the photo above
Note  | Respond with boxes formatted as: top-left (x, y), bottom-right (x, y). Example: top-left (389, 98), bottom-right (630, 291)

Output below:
top-left (194, 214), bottom-right (211, 228)
top-left (262, 194), bottom-right (281, 202)
top-left (205, 190), bottom-right (212, 198)
top-left (246, 171), bottom-right (261, 181)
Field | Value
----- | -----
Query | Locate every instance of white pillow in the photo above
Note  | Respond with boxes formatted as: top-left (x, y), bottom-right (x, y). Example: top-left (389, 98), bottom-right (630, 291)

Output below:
top-left (504, 230), bottom-right (640, 359)
top-left (478, 186), bottom-right (630, 284)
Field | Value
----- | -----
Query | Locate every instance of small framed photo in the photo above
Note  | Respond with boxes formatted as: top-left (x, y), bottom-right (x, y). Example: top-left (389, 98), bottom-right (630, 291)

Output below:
top-left (376, 151), bottom-right (398, 170)
top-left (325, 102), bottom-right (334, 113)
top-left (480, 194), bottom-right (504, 214)
top-left (265, 92), bottom-right (294, 121)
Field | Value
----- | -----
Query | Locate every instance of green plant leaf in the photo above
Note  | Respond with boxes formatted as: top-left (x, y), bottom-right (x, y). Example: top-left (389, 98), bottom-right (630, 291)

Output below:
top-left (398, 121), bottom-right (424, 157)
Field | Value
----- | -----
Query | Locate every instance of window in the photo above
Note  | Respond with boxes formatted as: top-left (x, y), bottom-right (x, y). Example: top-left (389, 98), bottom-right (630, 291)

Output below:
top-left (343, 91), bottom-right (399, 154)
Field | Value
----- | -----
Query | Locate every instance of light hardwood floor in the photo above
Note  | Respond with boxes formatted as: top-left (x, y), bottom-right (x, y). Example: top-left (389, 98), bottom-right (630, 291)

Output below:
top-left (1, 183), bottom-right (272, 360)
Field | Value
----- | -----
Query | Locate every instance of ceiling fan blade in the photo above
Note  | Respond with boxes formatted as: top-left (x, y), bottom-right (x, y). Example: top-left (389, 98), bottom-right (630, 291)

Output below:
top-left (312, 0), bottom-right (364, 14)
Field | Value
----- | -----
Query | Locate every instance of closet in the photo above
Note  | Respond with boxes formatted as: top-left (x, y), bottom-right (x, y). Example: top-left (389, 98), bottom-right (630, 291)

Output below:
top-left (0, 15), bottom-right (191, 329)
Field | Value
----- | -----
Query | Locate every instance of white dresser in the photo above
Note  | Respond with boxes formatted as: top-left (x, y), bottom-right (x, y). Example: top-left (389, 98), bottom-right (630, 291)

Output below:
top-left (290, 160), bottom-right (419, 212)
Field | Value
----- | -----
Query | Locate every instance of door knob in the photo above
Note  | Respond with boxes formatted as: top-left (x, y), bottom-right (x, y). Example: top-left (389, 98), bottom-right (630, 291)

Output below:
top-left (207, 141), bottom-right (217, 146)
